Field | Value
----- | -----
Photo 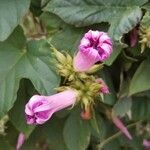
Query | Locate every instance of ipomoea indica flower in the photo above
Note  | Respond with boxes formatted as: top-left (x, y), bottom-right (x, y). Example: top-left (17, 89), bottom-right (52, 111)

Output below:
top-left (73, 30), bottom-right (113, 72)
top-left (25, 89), bottom-right (78, 125)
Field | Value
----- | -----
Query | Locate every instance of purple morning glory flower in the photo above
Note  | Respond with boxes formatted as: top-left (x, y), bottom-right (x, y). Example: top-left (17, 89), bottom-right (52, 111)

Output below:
top-left (25, 90), bottom-right (78, 125)
top-left (73, 30), bottom-right (113, 72)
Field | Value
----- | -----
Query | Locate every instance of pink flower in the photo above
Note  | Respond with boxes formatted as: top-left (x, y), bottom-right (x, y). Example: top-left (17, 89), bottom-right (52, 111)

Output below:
top-left (112, 116), bottom-right (132, 140)
top-left (16, 133), bottom-right (25, 150)
top-left (96, 78), bottom-right (109, 94)
top-left (25, 90), bottom-right (78, 125)
top-left (143, 139), bottom-right (150, 148)
top-left (73, 30), bottom-right (112, 72)
top-left (130, 28), bottom-right (138, 47)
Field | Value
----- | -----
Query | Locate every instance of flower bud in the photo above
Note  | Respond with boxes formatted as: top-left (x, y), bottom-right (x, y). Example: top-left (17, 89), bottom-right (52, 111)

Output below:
top-left (53, 49), bottom-right (66, 64)
top-left (112, 116), bottom-right (132, 140)
top-left (16, 133), bottom-right (25, 150)
top-left (139, 11), bottom-right (150, 53)
top-left (80, 105), bottom-right (92, 120)
top-left (130, 28), bottom-right (138, 47)
top-left (86, 64), bottom-right (103, 74)
top-left (96, 78), bottom-right (109, 94)
top-left (143, 139), bottom-right (150, 148)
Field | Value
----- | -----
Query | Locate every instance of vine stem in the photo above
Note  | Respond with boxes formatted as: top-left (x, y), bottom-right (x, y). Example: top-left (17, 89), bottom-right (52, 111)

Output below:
top-left (97, 120), bottom-right (142, 150)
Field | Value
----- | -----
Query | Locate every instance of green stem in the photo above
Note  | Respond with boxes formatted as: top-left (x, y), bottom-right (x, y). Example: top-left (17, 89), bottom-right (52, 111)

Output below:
top-left (97, 120), bottom-right (142, 150)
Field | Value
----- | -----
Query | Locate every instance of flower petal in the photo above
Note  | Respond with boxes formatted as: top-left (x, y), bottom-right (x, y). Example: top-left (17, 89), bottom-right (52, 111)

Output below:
top-left (73, 51), bottom-right (98, 72)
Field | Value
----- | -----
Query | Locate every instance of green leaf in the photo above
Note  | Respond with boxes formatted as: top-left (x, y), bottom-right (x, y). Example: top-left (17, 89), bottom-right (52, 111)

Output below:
top-left (9, 80), bottom-right (35, 137)
top-left (129, 58), bottom-right (150, 95)
top-left (90, 113), bottom-right (107, 141)
top-left (5, 122), bottom-right (19, 148)
top-left (0, 0), bottom-right (30, 41)
top-left (40, 12), bottom-right (64, 31)
top-left (140, 11), bottom-right (150, 27)
top-left (63, 108), bottom-right (91, 150)
top-left (0, 136), bottom-right (12, 150)
top-left (0, 27), bottom-right (60, 118)
top-left (51, 25), bottom-right (84, 55)
top-left (22, 127), bottom-right (47, 149)
top-left (100, 69), bottom-right (117, 105)
top-left (40, 12), bottom-right (85, 55)
top-left (44, 0), bottom-right (147, 40)
top-left (105, 43), bottom-right (123, 66)
top-left (131, 96), bottom-right (150, 120)
top-left (112, 97), bottom-right (132, 117)
top-left (43, 117), bottom-right (68, 150)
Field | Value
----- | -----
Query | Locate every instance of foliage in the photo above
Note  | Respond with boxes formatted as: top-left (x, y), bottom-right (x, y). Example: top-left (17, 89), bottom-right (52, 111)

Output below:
top-left (0, 0), bottom-right (149, 150)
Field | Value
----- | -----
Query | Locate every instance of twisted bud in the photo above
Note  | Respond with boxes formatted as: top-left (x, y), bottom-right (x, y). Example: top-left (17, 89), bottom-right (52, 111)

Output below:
top-left (130, 27), bottom-right (138, 47)
top-left (143, 139), bottom-right (150, 148)
top-left (73, 30), bottom-right (113, 72)
top-left (96, 78), bottom-right (109, 94)
top-left (112, 116), bottom-right (132, 140)
top-left (16, 133), bottom-right (25, 150)
top-left (25, 89), bottom-right (78, 125)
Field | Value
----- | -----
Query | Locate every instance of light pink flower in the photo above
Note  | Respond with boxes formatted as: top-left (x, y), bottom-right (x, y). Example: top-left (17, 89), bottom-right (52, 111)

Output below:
top-left (25, 90), bottom-right (78, 125)
top-left (130, 28), bottom-right (138, 47)
top-left (73, 30), bottom-right (112, 72)
top-left (143, 139), bottom-right (150, 148)
top-left (16, 133), bottom-right (25, 150)
top-left (96, 78), bottom-right (109, 94)
top-left (112, 116), bottom-right (132, 140)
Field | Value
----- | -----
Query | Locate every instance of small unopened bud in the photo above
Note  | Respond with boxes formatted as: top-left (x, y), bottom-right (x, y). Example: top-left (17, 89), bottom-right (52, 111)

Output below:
top-left (0, 115), bottom-right (9, 135)
top-left (16, 133), bottom-right (25, 150)
top-left (68, 74), bottom-right (74, 81)
top-left (89, 83), bottom-right (101, 93)
top-left (112, 116), bottom-right (132, 140)
top-left (66, 53), bottom-right (73, 64)
top-left (86, 64), bottom-right (103, 74)
top-left (53, 50), bottom-right (66, 64)
top-left (80, 105), bottom-right (92, 120)
top-left (78, 73), bottom-right (88, 79)
top-left (82, 97), bottom-right (90, 110)
top-left (56, 64), bottom-right (63, 70)
top-left (60, 69), bottom-right (70, 76)
top-left (143, 139), bottom-right (150, 148)
top-left (130, 28), bottom-right (138, 47)
top-left (139, 11), bottom-right (150, 53)
top-left (96, 78), bottom-right (109, 94)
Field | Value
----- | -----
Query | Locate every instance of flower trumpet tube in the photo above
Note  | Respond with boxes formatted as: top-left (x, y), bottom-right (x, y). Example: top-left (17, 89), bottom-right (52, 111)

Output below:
top-left (112, 116), bottom-right (132, 140)
top-left (73, 30), bottom-right (113, 72)
top-left (25, 89), bottom-right (78, 125)
top-left (16, 133), bottom-right (25, 150)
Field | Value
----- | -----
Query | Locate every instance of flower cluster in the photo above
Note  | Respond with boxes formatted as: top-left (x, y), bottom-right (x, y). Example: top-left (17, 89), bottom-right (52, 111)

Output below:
top-left (23, 30), bottom-right (132, 143)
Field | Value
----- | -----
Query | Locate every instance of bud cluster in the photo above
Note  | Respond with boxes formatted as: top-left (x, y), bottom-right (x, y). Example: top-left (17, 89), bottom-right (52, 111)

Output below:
top-left (24, 30), bottom-right (112, 126)
top-left (0, 115), bottom-right (9, 135)
top-left (52, 48), bottom-right (109, 111)
top-left (139, 11), bottom-right (150, 52)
